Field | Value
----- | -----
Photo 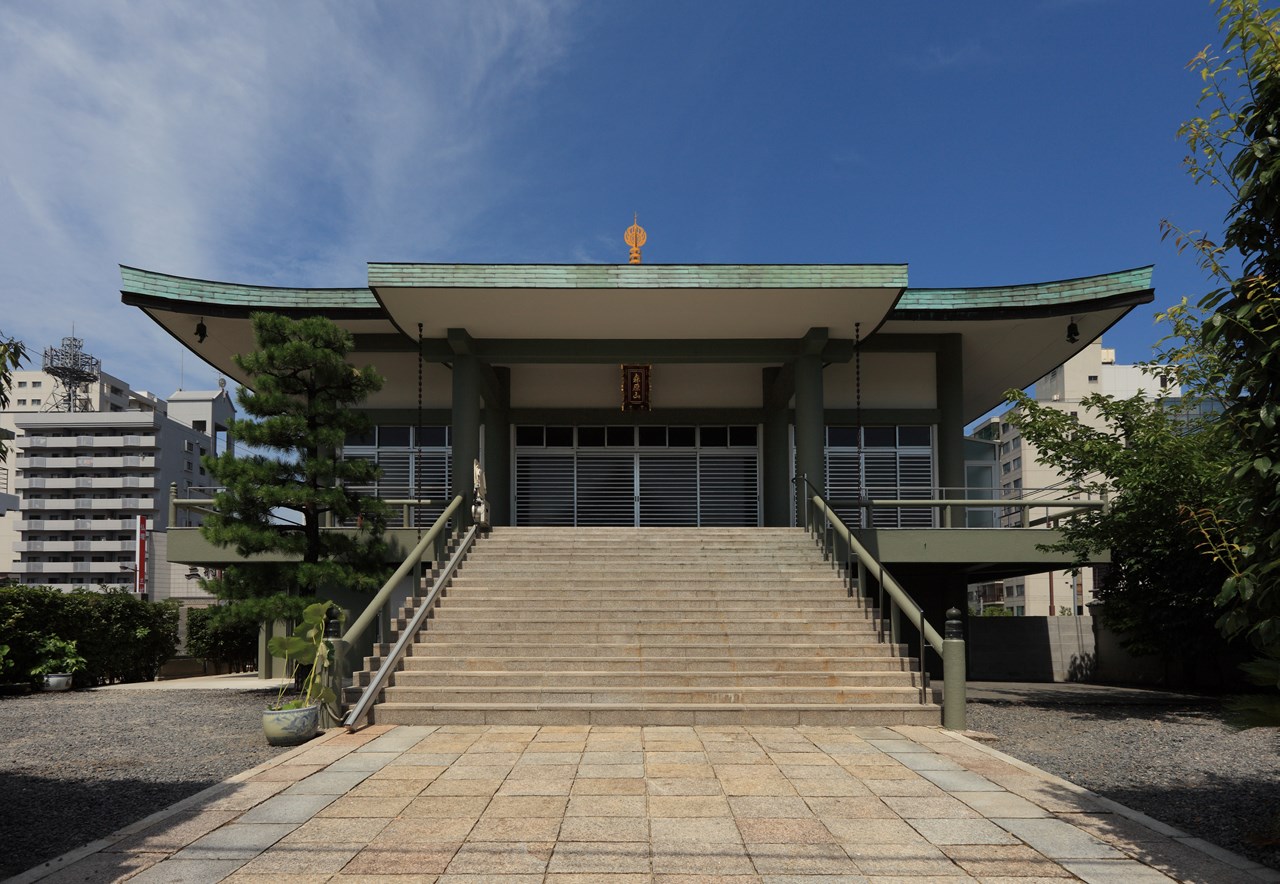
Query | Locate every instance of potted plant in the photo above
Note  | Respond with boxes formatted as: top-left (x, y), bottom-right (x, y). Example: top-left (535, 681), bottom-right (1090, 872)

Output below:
top-left (263, 601), bottom-right (344, 745)
top-left (31, 637), bottom-right (87, 691)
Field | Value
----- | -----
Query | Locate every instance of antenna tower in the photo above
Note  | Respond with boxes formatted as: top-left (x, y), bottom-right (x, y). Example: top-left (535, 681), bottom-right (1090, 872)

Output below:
top-left (42, 336), bottom-right (101, 412)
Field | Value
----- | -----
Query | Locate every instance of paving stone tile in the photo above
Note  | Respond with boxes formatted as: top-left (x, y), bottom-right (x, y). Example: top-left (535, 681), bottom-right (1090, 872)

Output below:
top-left (646, 762), bottom-right (715, 778)
top-left (885, 751), bottom-right (963, 772)
top-left (455, 751), bottom-right (523, 766)
top-left (423, 777), bottom-right (503, 797)
top-left (804, 797), bottom-right (897, 819)
top-left (249, 764), bottom-right (326, 783)
top-left (284, 769), bottom-right (372, 794)
top-left (706, 751), bottom-right (772, 765)
top-left (328, 753), bottom-right (400, 773)
top-left (173, 822), bottom-right (299, 860)
top-left (580, 762), bottom-right (647, 778)
top-left (728, 796), bottom-right (814, 818)
top-left (880, 796), bottom-right (981, 819)
top-left (790, 777), bottom-right (872, 797)
top-left (374, 761), bottom-right (447, 778)
top-left (566, 794), bottom-right (648, 816)
top-left (646, 751), bottom-right (709, 765)
top-left (547, 875), bottom-right (653, 884)
top-left (237, 792), bottom-right (338, 824)
top-left (223, 872), bottom-right (335, 883)
top-left (341, 842), bottom-right (461, 875)
top-left (401, 795), bottom-right (491, 819)
top-left (658, 876), bottom-right (760, 884)
top-left (497, 776), bottom-right (574, 796)
top-left (204, 781), bottom-right (291, 812)
top-left (1060, 858), bottom-right (1179, 882)
top-left (747, 842), bottom-right (861, 875)
top-left (518, 751), bottom-right (582, 764)
top-left (651, 776), bottom-right (729, 796)
top-left (398, 751), bottom-right (461, 764)
top-left (549, 841), bottom-right (652, 873)
top-left (374, 817), bottom-right (477, 843)
top-left (468, 816), bottom-right (562, 841)
top-left (329, 874), bottom-right (439, 883)
top-left (436, 875), bottom-right (542, 884)
top-left (861, 777), bottom-right (944, 797)
top-left (953, 790), bottom-right (1052, 818)
top-left (917, 769), bottom-right (1003, 792)
top-left (571, 776), bottom-right (647, 795)
top-left (906, 817), bottom-right (1021, 845)
top-left (236, 843), bottom-right (362, 874)
top-left (842, 840), bottom-right (963, 877)
top-left (506, 763), bottom-right (577, 780)
top-left (106, 810), bottom-right (240, 853)
top-left (38, 851), bottom-right (164, 884)
top-left (736, 817), bottom-right (836, 844)
top-left (993, 818), bottom-right (1125, 860)
top-left (841, 763), bottom-right (919, 780)
top-left (651, 794), bottom-right (734, 817)
top-left (361, 727), bottom-right (439, 752)
top-left (129, 858), bottom-right (249, 883)
top-left (940, 843), bottom-right (1073, 878)
top-left (582, 751), bottom-right (644, 764)
top-left (558, 815), bottom-right (649, 841)
top-left (280, 816), bottom-right (393, 844)
top-left (651, 840), bottom-right (754, 875)
top-left (484, 795), bottom-right (569, 817)
top-left (757, 874), bottom-right (865, 883)
top-left (347, 776), bottom-right (435, 797)
top-left (439, 764), bottom-right (513, 780)
top-left (319, 795), bottom-right (414, 818)
top-left (651, 816), bottom-right (742, 843)
top-left (823, 817), bottom-right (928, 844)
top-left (444, 840), bottom-right (554, 874)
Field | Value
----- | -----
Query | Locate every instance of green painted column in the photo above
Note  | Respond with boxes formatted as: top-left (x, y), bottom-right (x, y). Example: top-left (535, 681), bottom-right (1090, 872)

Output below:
top-left (936, 335), bottom-right (965, 524)
top-left (793, 353), bottom-right (824, 524)
top-left (483, 368), bottom-right (511, 526)
top-left (451, 354), bottom-right (481, 525)
top-left (762, 366), bottom-right (792, 526)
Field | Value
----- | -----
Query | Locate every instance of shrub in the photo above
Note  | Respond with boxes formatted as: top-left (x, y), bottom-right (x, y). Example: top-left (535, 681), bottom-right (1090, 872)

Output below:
top-left (186, 606), bottom-right (259, 674)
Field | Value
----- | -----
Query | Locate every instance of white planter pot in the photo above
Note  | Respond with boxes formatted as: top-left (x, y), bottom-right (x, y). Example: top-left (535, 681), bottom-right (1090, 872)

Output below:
top-left (263, 704), bottom-right (320, 746)
top-left (42, 674), bottom-right (73, 692)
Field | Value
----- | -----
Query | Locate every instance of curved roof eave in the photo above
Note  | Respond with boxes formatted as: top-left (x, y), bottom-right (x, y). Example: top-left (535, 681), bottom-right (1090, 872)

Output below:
top-left (893, 265), bottom-right (1154, 319)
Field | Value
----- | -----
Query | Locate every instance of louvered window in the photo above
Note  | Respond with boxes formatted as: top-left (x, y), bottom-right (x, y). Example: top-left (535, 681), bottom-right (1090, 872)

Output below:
top-left (824, 426), bottom-right (936, 528)
top-left (340, 425), bottom-right (452, 528)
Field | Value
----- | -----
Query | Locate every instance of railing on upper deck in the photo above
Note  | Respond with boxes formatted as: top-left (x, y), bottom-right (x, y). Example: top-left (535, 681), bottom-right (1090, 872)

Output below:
top-left (821, 486), bottom-right (1108, 530)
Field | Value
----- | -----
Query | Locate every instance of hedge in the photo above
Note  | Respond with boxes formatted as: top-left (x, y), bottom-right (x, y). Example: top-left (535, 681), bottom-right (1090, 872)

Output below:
top-left (0, 585), bottom-right (180, 687)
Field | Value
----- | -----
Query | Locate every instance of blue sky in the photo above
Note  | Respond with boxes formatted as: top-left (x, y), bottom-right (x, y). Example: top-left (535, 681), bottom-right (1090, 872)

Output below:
top-left (0, 0), bottom-right (1235, 400)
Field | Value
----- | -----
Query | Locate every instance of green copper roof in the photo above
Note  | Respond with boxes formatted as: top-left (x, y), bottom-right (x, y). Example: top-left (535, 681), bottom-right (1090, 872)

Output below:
top-left (120, 266), bottom-right (376, 310)
top-left (368, 264), bottom-right (909, 289)
top-left (897, 266), bottom-right (1154, 312)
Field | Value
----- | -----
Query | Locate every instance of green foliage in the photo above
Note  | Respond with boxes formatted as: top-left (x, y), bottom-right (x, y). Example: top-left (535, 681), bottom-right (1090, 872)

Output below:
top-left (267, 601), bottom-right (344, 710)
top-left (0, 644), bottom-right (10, 676)
top-left (185, 607), bottom-right (259, 673)
top-left (0, 332), bottom-right (28, 460)
top-left (29, 637), bottom-right (86, 677)
top-left (0, 586), bottom-right (180, 685)
top-left (1004, 390), bottom-right (1233, 671)
top-left (1165, 0), bottom-right (1280, 679)
top-left (200, 313), bottom-right (388, 603)
top-left (969, 605), bottom-right (1014, 617)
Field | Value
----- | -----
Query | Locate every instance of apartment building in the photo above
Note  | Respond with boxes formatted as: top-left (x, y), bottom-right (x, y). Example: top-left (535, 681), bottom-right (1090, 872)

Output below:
top-left (968, 340), bottom-right (1178, 615)
top-left (2, 363), bottom-right (234, 603)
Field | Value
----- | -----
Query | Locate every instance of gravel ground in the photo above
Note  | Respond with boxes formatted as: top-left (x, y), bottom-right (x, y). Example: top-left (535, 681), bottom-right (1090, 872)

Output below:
top-left (0, 687), bottom-right (288, 880)
top-left (969, 698), bottom-right (1280, 873)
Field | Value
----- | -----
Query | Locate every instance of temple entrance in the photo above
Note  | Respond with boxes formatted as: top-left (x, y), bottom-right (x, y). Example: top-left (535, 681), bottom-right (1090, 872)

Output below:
top-left (513, 425), bottom-right (760, 527)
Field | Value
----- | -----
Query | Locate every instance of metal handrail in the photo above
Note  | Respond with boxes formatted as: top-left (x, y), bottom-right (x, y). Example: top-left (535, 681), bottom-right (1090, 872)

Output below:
top-left (794, 475), bottom-right (966, 729)
top-left (341, 495), bottom-right (464, 648)
top-left (343, 523), bottom-right (478, 731)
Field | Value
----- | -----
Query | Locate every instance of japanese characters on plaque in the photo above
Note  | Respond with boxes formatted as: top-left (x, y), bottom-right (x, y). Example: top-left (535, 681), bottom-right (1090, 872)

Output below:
top-left (621, 364), bottom-right (651, 411)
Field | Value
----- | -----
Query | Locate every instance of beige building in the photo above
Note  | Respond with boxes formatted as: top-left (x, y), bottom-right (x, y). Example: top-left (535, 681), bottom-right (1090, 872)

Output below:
top-left (969, 340), bottom-right (1178, 616)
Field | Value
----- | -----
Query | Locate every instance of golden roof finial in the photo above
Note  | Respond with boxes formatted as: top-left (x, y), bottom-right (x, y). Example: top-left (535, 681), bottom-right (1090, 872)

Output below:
top-left (624, 212), bottom-right (647, 264)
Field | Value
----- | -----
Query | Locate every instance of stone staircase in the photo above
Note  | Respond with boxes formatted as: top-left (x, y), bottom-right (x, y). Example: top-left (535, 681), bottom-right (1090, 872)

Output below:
top-left (355, 527), bottom-right (940, 726)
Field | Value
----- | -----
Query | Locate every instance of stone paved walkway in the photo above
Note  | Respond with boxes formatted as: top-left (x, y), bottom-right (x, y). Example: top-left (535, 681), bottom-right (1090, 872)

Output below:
top-left (13, 724), bottom-right (1278, 884)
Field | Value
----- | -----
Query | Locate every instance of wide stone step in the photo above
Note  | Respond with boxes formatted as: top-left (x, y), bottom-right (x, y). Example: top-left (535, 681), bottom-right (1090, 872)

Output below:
top-left (398, 655), bottom-right (915, 673)
top-left (443, 588), bottom-right (852, 600)
top-left (407, 641), bottom-right (903, 657)
top-left (437, 606), bottom-right (874, 620)
top-left (424, 623), bottom-right (881, 638)
top-left (382, 684), bottom-right (928, 705)
top-left (390, 670), bottom-right (921, 688)
top-left (369, 701), bottom-right (941, 727)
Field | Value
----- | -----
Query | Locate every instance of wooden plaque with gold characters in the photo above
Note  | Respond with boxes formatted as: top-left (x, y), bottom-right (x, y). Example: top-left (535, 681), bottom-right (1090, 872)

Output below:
top-left (621, 364), bottom-right (651, 411)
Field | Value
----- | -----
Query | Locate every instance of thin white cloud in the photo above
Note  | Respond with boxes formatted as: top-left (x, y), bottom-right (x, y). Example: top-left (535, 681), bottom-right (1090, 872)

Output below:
top-left (0, 0), bottom-right (576, 394)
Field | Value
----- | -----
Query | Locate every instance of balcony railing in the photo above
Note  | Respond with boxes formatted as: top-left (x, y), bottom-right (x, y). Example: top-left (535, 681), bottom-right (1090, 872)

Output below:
top-left (825, 486), bottom-right (1107, 529)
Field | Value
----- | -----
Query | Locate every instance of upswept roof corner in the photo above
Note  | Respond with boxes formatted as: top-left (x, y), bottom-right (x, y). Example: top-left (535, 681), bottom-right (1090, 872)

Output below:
top-left (367, 263), bottom-right (909, 289)
top-left (895, 266), bottom-right (1155, 314)
top-left (119, 266), bottom-right (377, 311)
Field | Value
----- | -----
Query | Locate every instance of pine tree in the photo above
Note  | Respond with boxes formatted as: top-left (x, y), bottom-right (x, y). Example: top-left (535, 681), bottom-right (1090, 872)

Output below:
top-left (201, 313), bottom-right (387, 600)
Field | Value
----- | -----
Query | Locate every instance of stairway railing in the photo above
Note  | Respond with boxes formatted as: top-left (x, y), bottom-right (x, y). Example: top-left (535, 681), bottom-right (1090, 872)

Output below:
top-left (793, 475), bottom-right (967, 730)
top-left (334, 494), bottom-right (477, 731)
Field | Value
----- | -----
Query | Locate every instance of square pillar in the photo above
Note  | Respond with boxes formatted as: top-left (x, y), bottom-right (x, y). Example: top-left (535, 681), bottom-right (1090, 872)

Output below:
top-left (793, 352), bottom-right (825, 524)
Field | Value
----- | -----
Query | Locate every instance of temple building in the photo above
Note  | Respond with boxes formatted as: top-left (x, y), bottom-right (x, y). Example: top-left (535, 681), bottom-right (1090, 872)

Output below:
top-left (120, 228), bottom-right (1154, 621)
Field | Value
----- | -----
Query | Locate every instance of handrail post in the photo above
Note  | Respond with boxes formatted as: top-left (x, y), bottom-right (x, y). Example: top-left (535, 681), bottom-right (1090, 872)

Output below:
top-left (890, 600), bottom-right (901, 645)
top-left (168, 482), bottom-right (178, 525)
top-left (942, 607), bottom-right (967, 730)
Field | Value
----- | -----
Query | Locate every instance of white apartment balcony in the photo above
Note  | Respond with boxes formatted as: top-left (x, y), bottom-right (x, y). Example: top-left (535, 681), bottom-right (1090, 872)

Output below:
top-left (21, 497), bottom-right (156, 512)
top-left (16, 434), bottom-right (157, 450)
top-left (14, 540), bottom-right (137, 553)
top-left (16, 518), bottom-right (140, 531)
top-left (15, 476), bottom-right (157, 491)
top-left (12, 561), bottom-right (134, 575)
top-left (16, 454), bottom-right (157, 470)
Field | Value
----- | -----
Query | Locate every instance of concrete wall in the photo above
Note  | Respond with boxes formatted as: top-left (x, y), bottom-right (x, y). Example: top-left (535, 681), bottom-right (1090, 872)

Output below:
top-left (968, 615), bottom-right (1097, 682)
